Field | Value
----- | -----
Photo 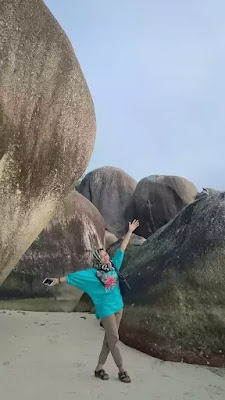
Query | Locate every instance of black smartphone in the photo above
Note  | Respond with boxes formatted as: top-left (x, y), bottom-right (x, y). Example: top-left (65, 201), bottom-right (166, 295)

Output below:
top-left (43, 278), bottom-right (54, 286)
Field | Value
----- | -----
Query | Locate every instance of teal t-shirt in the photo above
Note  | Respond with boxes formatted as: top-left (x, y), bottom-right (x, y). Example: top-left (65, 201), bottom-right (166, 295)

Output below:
top-left (66, 249), bottom-right (124, 319)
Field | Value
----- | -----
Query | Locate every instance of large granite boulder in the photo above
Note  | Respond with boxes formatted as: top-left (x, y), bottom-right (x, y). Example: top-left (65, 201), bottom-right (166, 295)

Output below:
top-left (132, 175), bottom-right (197, 238)
top-left (0, 192), bottom-right (105, 301)
top-left (78, 167), bottom-right (137, 237)
top-left (0, 0), bottom-right (95, 284)
top-left (120, 193), bottom-right (225, 367)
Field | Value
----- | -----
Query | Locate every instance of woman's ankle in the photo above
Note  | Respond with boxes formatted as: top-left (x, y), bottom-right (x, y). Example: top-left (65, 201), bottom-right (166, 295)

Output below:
top-left (95, 364), bottom-right (104, 371)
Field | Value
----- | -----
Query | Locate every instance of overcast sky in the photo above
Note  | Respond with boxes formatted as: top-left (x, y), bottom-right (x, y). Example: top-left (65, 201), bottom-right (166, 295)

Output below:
top-left (45, 0), bottom-right (225, 190)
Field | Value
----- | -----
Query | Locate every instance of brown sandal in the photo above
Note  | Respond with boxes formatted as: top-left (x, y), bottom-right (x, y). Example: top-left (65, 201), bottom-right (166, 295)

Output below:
top-left (118, 371), bottom-right (131, 383)
top-left (95, 369), bottom-right (109, 380)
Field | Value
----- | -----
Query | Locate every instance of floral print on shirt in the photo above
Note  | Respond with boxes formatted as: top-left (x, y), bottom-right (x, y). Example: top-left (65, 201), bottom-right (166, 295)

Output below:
top-left (104, 271), bottom-right (118, 292)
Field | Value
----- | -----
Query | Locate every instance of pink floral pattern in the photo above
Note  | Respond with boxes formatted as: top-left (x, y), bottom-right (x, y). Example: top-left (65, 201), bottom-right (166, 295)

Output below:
top-left (105, 275), bottom-right (117, 290)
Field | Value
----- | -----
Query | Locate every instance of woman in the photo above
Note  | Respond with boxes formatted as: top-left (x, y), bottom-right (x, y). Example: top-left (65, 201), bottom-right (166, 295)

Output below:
top-left (51, 219), bottom-right (139, 383)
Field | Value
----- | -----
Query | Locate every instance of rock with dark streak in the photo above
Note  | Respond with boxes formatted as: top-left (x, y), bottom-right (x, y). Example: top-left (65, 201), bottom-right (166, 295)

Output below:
top-left (120, 193), bottom-right (225, 367)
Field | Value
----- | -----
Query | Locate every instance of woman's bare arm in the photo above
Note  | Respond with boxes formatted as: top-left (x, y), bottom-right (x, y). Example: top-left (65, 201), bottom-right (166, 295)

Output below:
top-left (51, 276), bottom-right (67, 285)
top-left (120, 220), bottom-right (139, 252)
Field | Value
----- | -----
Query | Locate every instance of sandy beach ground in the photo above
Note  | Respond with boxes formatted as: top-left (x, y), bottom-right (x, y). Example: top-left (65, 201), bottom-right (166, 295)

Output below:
top-left (1, 310), bottom-right (225, 400)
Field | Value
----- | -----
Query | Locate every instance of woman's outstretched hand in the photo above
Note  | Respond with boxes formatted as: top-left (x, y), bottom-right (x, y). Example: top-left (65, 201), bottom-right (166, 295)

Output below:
top-left (51, 278), bottom-right (59, 286)
top-left (128, 219), bottom-right (139, 233)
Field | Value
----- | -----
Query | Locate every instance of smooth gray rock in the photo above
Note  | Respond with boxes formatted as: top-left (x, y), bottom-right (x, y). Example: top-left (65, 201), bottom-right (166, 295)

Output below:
top-left (132, 175), bottom-right (197, 238)
top-left (79, 167), bottom-right (137, 237)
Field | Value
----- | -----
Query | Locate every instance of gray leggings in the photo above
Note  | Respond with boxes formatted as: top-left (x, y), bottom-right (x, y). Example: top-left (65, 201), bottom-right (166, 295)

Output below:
top-left (98, 309), bottom-right (123, 369)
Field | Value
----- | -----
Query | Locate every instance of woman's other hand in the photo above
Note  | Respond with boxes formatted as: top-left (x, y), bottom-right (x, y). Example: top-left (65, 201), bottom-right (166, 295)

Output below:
top-left (128, 220), bottom-right (139, 233)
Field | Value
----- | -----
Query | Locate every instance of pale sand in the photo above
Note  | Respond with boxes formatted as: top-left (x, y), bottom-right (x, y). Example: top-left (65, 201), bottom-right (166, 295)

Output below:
top-left (1, 310), bottom-right (225, 400)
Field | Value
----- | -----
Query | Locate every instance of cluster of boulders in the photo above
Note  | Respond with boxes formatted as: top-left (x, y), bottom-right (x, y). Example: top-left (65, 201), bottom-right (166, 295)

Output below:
top-left (1, 0), bottom-right (224, 368)
top-left (78, 167), bottom-right (198, 239)
top-left (70, 174), bottom-right (225, 368)
top-left (68, 166), bottom-right (198, 314)
top-left (0, 164), bottom-right (199, 303)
